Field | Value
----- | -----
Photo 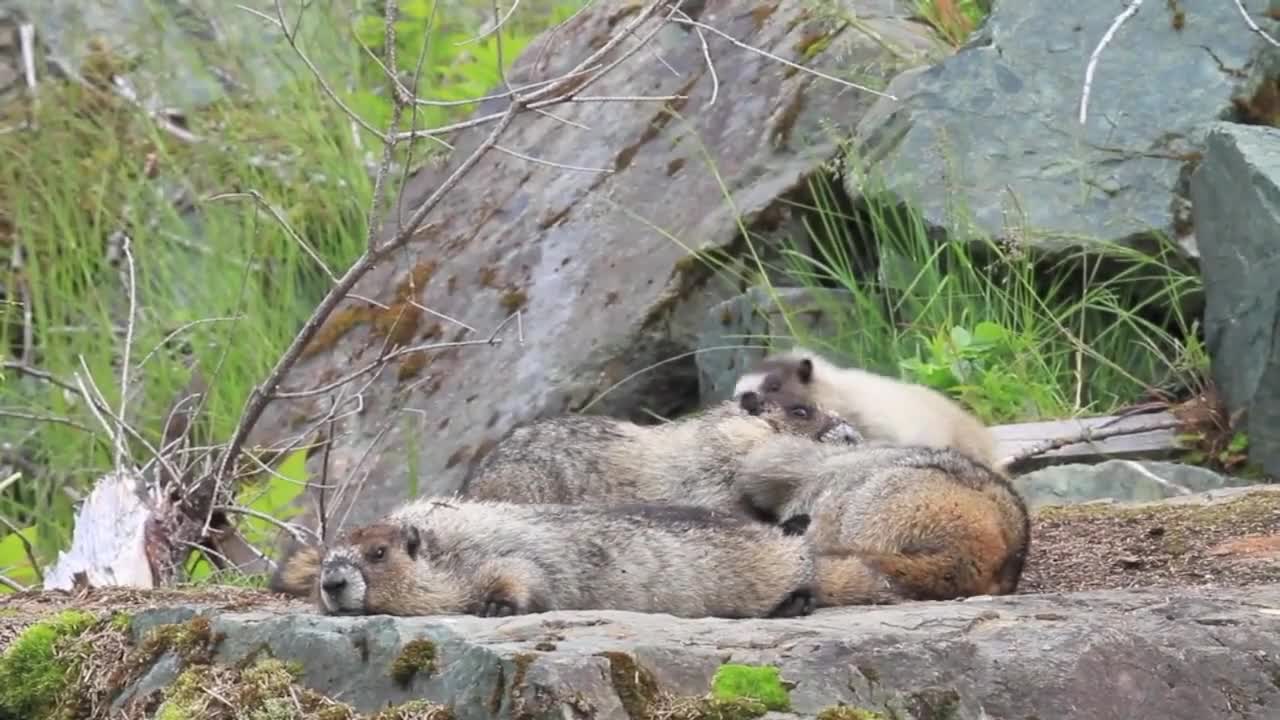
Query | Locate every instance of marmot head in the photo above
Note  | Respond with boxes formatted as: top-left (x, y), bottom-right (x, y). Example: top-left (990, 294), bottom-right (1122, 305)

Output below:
top-left (318, 517), bottom-right (471, 617)
top-left (732, 351), bottom-right (818, 402)
top-left (318, 523), bottom-right (421, 615)
top-left (737, 388), bottom-right (860, 444)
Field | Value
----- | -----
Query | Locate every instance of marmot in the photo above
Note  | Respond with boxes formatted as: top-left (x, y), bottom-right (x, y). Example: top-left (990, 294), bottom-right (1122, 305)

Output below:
top-left (733, 347), bottom-right (999, 467)
top-left (732, 441), bottom-right (1030, 606)
top-left (269, 497), bottom-right (818, 620)
top-left (461, 391), bottom-right (861, 521)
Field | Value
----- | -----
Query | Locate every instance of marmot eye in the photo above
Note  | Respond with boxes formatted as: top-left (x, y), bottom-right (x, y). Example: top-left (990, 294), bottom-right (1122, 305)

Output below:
top-left (372, 546), bottom-right (386, 561)
top-left (789, 407), bottom-right (809, 418)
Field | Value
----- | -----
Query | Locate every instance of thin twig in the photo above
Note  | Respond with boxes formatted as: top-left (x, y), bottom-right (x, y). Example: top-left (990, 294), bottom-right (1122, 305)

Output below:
top-left (206, 191), bottom-right (337, 281)
top-left (19, 23), bottom-right (36, 90)
top-left (213, 505), bottom-right (319, 544)
top-left (1079, 0), bottom-right (1144, 125)
top-left (137, 316), bottom-right (244, 370)
top-left (115, 236), bottom-right (138, 469)
top-left (0, 574), bottom-right (26, 592)
top-left (668, 14), bottom-right (897, 101)
top-left (0, 514), bottom-right (44, 583)
top-left (1233, 0), bottom-right (1280, 47)
top-left (0, 409), bottom-right (98, 435)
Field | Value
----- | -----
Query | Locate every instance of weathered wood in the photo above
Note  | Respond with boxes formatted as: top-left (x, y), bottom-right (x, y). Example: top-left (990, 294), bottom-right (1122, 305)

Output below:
top-left (993, 411), bottom-right (1185, 472)
top-left (43, 470), bottom-right (156, 591)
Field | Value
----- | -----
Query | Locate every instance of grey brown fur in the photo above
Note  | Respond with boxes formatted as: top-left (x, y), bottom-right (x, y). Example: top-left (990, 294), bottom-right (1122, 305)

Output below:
top-left (272, 497), bottom-right (819, 620)
top-left (733, 441), bottom-right (1030, 606)
top-left (462, 393), bottom-right (860, 521)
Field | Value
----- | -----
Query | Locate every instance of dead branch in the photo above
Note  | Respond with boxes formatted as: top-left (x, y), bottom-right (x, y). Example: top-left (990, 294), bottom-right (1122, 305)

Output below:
top-left (1079, 0), bottom-right (1144, 125)
top-left (1234, 0), bottom-right (1280, 47)
top-left (999, 417), bottom-right (1184, 475)
top-left (0, 513), bottom-right (44, 583)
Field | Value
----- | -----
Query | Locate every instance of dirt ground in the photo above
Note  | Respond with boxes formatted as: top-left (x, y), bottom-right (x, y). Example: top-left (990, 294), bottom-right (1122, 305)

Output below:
top-left (1018, 488), bottom-right (1280, 593)
top-left (2, 490), bottom-right (1278, 642)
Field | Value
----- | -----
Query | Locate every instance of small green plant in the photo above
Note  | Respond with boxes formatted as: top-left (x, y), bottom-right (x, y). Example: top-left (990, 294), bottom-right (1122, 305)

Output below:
top-left (899, 321), bottom-right (1062, 423)
top-left (710, 663), bottom-right (791, 712)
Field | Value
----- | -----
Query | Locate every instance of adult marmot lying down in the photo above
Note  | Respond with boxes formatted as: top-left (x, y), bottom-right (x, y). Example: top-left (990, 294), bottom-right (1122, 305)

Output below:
top-left (270, 497), bottom-right (820, 620)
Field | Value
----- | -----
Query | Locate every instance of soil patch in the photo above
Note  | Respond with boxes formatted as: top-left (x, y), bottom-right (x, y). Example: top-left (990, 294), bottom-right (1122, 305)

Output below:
top-left (1019, 489), bottom-right (1280, 593)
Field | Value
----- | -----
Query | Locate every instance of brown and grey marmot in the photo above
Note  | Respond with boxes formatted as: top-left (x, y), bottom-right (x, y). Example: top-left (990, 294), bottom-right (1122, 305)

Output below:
top-left (461, 391), bottom-right (861, 521)
top-left (733, 346), bottom-right (999, 467)
top-left (269, 497), bottom-right (819, 620)
top-left (732, 441), bottom-right (1030, 606)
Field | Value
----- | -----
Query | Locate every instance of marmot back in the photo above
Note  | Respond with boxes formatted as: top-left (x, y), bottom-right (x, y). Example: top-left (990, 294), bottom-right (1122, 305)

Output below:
top-left (733, 346), bottom-right (999, 467)
top-left (733, 441), bottom-right (1030, 606)
top-left (269, 497), bottom-right (819, 620)
top-left (462, 391), bottom-right (860, 519)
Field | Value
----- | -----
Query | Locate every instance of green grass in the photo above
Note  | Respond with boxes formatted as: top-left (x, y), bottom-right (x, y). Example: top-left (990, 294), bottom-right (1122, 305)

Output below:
top-left (724, 166), bottom-right (1204, 426)
top-left (0, 0), bottom-right (586, 586)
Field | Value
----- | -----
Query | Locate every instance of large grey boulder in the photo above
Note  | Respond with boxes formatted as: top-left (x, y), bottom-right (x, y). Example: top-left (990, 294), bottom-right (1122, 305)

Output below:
top-left (852, 0), bottom-right (1279, 257)
top-left (101, 584), bottom-right (1280, 719)
top-left (249, 0), bottom-right (946, 529)
top-left (1192, 122), bottom-right (1280, 480)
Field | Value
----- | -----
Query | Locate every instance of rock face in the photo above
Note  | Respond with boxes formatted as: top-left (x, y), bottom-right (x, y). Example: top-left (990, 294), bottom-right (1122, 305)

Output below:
top-left (1014, 459), bottom-right (1260, 510)
top-left (100, 584), bottom-right (1280, 719)
top-left (6, 0), bottom-right (289, 110)
top-left (696, 287), bottom-right (856, 404)
top-left (1192, 121), bottom-right (1280, 481)
top-left (852, 0), bottom-right (1278, 257)
top-left (251, 1), bottom-right (945, 528)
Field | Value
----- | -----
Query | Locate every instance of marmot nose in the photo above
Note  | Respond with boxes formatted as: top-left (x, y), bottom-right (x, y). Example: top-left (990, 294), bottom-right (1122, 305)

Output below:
top-left (321, 577), bottom-right (347, 594)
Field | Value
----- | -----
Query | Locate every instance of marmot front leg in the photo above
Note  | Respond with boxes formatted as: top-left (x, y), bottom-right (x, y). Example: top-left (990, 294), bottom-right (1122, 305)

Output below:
top-left (470, 557), bottom-right (549, 617)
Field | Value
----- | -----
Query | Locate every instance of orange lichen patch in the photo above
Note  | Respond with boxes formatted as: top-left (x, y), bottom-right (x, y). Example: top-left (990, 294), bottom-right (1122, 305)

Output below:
top-left (303, 305), bottom-right (374, 359)
top-left (1207, 535), bottom-right (1280, 563)
top-left (751, 2), bottom-right (779, 29)
top-left (397, 351), bottom-right (432, 381)
top-left (372, 302), bottom-right (424, 348)
top-left (395, 260), bottom-right (439, 302)
top-left (478, 266), bottom-right (500, 288)
top-left (421, 322), bottom-right (443, 341)
top-left (1234, 76), bottom-right (1280, 127)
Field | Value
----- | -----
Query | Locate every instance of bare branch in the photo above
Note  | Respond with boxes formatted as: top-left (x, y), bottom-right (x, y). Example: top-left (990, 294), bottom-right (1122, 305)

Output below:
top-left (1079, 0), bottom-right (1144, 125)
top-left (206, 191), bottom-right (337, 282)
top-left (0, 574), bottom-right (26, 592)
top-left (668, 13), bottom-right (897, 101)
top-left (1234, 0), bottom-right (1280, 47)
top-left (998, 417), bottom-right (1184, 475)
top-left (115, 235), bottom-right (138, 469)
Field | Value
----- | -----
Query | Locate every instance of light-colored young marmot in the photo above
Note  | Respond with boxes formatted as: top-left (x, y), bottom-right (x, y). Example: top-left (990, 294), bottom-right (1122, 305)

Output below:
top-left (461, 391), bottom-right (861, 522)
top-left (732, 441), bottom-right (1030, 606)
top-left (268, 497), bottom-right (819, 620)
top-left (733, 347), bottom-right (999, 467)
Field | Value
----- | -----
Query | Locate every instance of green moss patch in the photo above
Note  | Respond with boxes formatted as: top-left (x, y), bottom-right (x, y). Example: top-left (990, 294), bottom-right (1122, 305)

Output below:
top-left (710, 664), bottom-right (790, 712)
top-left (390, 639), bottom-right (438, 688)
top-left (0, 609), bottom-right (97, 718)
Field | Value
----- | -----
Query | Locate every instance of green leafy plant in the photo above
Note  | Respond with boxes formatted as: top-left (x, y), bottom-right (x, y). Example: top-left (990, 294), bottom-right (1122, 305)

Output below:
top-left (899, 321), bottom-right (1060, 423)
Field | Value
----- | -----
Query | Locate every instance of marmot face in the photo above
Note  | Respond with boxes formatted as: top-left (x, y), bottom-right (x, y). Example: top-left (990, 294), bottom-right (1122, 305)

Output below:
top-left (733, 355), bottom-right (813, 400)
top-left (318, 523), bottom-right (422, 615)
top-left (737, 388), bottom-right (860, 445)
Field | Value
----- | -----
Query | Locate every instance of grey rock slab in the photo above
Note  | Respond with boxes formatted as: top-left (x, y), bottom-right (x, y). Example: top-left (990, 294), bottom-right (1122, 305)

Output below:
top-left (1014, 459), bottom-right (1260, 510)
top-left (697, 286), bottom-right (857, 405)
top-left (248, 1), bottom-right (943, 529)
top-left (1192, 121), bottom-right (1280, 481)
top-left (10, 0), bottom-right (290, 111)
top-left (852, 0), bottom-right (1279, 256)
top-left (122, 584), bottom-right (1280, 719)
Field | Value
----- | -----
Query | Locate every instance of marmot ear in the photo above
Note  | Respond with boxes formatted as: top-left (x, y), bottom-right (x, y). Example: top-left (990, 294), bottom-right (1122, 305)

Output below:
top-left (401, 524), bottom-right (422, 559)
top-left (738, 390), bottom-right (762, 415)
top-left (797, 358), bottom-right (813, 383)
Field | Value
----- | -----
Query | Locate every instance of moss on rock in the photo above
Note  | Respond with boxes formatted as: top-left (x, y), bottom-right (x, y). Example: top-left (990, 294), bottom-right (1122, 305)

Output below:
top-left (0, 609), bottom-right (97, 719)
top-left (389, 639), bottom-right (438, 688)
top-left (709, 664), bottom-right (790, 712)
